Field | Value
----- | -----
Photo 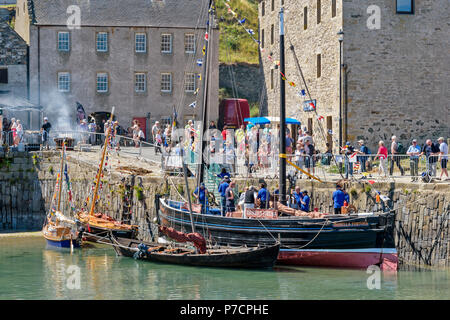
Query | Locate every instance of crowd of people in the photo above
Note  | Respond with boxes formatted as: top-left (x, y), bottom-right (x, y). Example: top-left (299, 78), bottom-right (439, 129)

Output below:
top-left (191, 171), bottom-right (361, 217)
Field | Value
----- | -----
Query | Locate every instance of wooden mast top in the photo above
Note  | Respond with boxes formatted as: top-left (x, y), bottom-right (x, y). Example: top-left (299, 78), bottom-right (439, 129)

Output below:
top-left (89, 107), bottom-right (115, 216)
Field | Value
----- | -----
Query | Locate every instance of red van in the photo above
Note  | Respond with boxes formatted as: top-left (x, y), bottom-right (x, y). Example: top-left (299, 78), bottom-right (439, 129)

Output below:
top-left (218, 98), bottom-right (250, 129)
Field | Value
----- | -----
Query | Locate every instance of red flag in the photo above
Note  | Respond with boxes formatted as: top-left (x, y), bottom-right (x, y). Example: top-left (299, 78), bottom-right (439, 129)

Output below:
top-left (204, 32), bottom-right (209, 41)
top-left (368, 180), bottom-right (375, 185)
top-left (309, 102), bottom-right (315, 109)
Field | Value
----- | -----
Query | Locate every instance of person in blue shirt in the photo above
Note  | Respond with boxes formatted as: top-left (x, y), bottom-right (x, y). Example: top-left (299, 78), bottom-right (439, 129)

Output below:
top-left (300, 190), bottom-right (310, 212)
top-left (218, 177), bottom-right (230, 216)
top-left (332, 184), bottom-right (346, 214)
top-left (291, 186), bottom-right (302, 209)
top-left (406, 139), bottom-right (421, 181)
top-left (193, 183), bottom-right (208, 214)
top-left (217, 167), bottom-right (230, 179)
top-left (257, 183), bottom-right (270, 209)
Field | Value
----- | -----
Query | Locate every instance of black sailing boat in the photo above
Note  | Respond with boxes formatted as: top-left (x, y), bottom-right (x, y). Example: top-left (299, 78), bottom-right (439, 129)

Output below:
top-left (158, 2), bottom-right (398, 270)
top-left (105, 1), bottom-right (280, 269)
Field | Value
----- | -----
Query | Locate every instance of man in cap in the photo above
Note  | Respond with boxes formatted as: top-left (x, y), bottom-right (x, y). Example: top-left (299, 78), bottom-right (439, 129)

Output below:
top-left (40, 117), bottom-right (52, 150)
top-left (193, 182), bottom-right (209, 214)
top-left (437, 137), bottom-right (448, 180)
top-left (406, 139), bottom-right (421, 181)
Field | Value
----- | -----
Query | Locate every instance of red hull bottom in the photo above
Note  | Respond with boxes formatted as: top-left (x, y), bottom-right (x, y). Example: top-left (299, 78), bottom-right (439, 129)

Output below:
top-left (277, 249), bottom-right (398, 271)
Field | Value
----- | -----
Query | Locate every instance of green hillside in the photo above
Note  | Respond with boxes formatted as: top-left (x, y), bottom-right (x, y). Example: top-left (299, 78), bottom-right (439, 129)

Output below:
top-left (216, 0), bottom-right (260, 65)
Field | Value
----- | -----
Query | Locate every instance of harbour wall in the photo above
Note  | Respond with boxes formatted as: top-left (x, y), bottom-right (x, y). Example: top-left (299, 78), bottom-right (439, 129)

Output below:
top-left (0, 152), bottom-right (449, 269)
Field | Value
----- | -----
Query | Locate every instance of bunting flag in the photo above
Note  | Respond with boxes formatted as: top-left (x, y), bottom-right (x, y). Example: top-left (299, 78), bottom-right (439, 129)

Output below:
top-left (202, 45), bottom-right (206, 55)
top-left (189, 101), bottom-right (197, 108)
top-left (197, 73), bottom-right (202, 80)
top-left (317, 115), bottom-right (324, 121)
top-left (239, 18), bottom-right (246, 24)
top-left (205, 32), bottom-right (209, 41)
top-left (194, 88), bottom-right (199, 95)
top-left (246, 29), bottom-right (255, 35)
top-left (309, 102), bottom-right (316, 109)
top-left (368, 180), bottom-right (375, 185)
top-left (288, 81), bottom-right (296, 87)
top-left (196, 59), bottom-right (203, 66)
top-left (282, 76), bottom-right (287, 81)
top-left (328, 129), bottom-right (333, 135)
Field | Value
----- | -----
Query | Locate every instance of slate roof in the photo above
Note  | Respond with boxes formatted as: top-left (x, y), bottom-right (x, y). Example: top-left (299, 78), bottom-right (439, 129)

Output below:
top-left (0, 20), bottom-right (28, 65)
top-left (28, 0), bottom-right (210, 28)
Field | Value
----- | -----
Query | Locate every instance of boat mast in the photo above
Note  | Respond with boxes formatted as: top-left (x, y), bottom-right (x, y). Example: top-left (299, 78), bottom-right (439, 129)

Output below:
top-left (197, 0), bottom-right (214, 188)
top-left (56, 141), bottom-right (65, 211)
top-left (279, 3), bottom-right (287, 204)
top-left (89, 107), bottom-right (115, 216)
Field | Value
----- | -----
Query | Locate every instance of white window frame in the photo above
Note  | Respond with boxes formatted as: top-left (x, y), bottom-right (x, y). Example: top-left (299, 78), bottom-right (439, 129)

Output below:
top-left (96, 32), bottom-right (108, 52)
top-left (184, 33), bottom-right (195, 54)
top-left (58, 32), bottom-right (70, 52)
top-left (135, 33), bottom-right (147, 53)
top-left (96, 73), bottom-right (108, 93)
top-left (161, 73), bottom-right (172, 93)
top-left (135, 73), bottom-right (147, 93)
top-left (58, 72), bottom-right (70, 92)
top-left (184, 73), bottom-right (196, 93)
top-left (161, 34), bottom-right (173, 54)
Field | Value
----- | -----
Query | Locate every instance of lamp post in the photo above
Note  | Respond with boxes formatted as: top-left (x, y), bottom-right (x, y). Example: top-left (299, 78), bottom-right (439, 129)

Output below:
top-left (337, 29), bottom-right (344, 151)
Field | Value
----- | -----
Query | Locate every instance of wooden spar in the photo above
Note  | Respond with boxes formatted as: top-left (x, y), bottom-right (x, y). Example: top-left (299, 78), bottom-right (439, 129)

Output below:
top-left (56, 141), bottom-right (65, 211)
top-left (182, 156), bottom-right (196, 234)
top-left (89, 107), bottom-right (115, 216)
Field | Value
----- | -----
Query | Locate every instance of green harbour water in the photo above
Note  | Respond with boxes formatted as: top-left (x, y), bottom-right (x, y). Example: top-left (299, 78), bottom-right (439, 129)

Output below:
top-left (0, 235), bottom-right (449, 300)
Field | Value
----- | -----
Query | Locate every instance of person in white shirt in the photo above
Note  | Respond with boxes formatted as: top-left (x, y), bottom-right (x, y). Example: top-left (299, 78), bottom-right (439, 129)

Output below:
top-left (151, 121), bottom-right (160, 143)
top-left (438, 137), bottom-right (448, 180)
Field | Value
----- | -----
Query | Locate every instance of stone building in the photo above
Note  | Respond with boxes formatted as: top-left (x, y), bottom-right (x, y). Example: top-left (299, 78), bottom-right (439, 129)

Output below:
top-left (259, 0), bottom-right (449, 153)
top-left (14, 0), bottom-right (219, 135)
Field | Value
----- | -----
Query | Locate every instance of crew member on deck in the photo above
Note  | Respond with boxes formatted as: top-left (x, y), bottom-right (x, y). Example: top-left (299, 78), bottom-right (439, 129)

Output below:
top-left (218, 176), bottom-right (230, 216)
top-left (300, 190), bottom-right (310, 212)
top-left (193, 182), bottom-right (208, 214)
top-left (291, 186), bottom-right (302, 209)
top-left (257, 183), bottom-right (270, 209)
top-left (332, 184), bottom-right (345, 214)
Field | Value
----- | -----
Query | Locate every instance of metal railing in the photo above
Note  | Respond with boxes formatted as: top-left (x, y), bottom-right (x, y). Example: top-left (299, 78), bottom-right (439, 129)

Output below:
top-left (2, 129), bottom-right (448, 183)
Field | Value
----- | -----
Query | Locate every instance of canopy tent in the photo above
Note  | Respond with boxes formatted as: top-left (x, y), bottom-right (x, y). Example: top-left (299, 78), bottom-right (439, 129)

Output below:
top-left (244, 117), bottom-right (301, 125)
top-left (0, 93), bottom-right (42, 130)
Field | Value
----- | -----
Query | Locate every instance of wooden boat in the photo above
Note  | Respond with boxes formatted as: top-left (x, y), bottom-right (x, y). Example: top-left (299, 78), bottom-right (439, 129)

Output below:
top-left (157, 4), bottom-right (397, 270)
top-left (75, 107), bottom-right (138, 242)
top-left (157, 197), bottom-right (398, 270)
top-left (43, 219), bottom-right (80, 249)
top-left (43, 142), bottom-right (80, 249)
top-left (107, 233), bottom-right (280, 269)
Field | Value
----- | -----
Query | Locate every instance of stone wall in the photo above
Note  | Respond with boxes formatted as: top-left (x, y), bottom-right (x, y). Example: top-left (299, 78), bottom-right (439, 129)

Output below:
top-left (258, 0), bottom-right (449, 153)
top-left (1, 152), bottom-right (449, 268)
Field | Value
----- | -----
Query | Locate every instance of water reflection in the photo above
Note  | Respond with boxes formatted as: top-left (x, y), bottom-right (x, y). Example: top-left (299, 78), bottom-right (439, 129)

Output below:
top-left (1, 236), bottom-right (449, 300)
